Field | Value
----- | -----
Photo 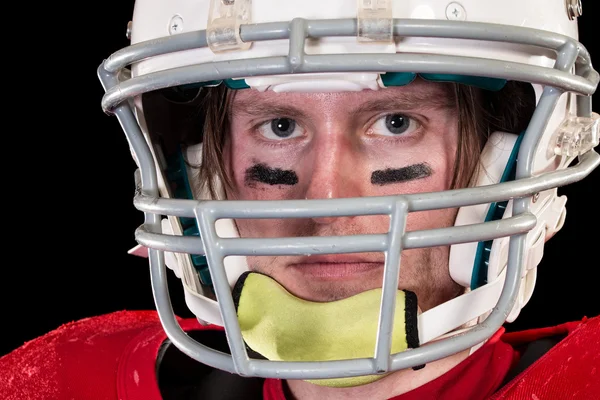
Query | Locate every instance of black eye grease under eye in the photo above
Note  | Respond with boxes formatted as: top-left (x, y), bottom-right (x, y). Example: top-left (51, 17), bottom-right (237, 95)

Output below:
top-left (245, 163), bottom-right (299, 186)
top-left (371, 163), bottom-right (432, 185)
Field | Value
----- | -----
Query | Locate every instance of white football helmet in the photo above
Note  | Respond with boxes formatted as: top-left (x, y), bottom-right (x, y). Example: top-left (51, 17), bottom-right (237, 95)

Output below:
top-left (98, 0), bottom-right (598, 380)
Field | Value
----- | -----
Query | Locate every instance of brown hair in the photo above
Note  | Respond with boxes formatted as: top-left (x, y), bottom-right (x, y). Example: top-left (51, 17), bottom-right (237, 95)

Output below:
top-left (195, 85), bottom-right (234, 198)
top-left (450, 81), bottom-right (535, 190)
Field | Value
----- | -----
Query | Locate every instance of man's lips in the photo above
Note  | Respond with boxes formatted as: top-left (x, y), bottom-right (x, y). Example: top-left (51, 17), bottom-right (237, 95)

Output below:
top-left (287, 255), bottom-right (384, 279)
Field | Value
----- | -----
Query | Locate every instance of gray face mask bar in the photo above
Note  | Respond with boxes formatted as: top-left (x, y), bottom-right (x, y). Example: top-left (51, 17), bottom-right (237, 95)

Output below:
top-left (98, 18), bottom-right (599, 379)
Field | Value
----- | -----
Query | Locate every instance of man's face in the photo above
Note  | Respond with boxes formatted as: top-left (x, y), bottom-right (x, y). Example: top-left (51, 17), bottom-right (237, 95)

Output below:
top-left (223, 78), bottom-right (463, 311)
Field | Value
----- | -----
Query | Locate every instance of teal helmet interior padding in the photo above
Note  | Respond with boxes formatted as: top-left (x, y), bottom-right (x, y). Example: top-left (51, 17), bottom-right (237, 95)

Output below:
top-left (381, 72), bottom-right (507, 91)
top-left (470, 131), bottom-right (525, 290)
top-left (175, 72), bottom-right (507, 92)
top-left (166, 150), bottom-right (212, 285)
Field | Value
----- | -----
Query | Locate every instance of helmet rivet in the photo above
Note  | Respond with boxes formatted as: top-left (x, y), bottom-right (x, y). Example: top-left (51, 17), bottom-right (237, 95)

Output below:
top-left (566, 0), bottom-right (582, 20)
top-left (445, 2), bottom-right (466, 21)
top-left (169, 15), bottom-right (184, 35)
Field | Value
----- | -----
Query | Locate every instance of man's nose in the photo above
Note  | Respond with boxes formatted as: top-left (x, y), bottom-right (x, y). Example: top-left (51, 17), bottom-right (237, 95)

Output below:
top-left (304, 131), bottom-right (364, 224)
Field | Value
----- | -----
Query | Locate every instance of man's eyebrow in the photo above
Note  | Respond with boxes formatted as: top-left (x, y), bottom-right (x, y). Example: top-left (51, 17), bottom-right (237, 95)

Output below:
top-left (230, 87), bottom-right (456, 118)
top-left (230, 99), bottom-right (308, 120)
top-left (351, 89), bottom-right (456, 114)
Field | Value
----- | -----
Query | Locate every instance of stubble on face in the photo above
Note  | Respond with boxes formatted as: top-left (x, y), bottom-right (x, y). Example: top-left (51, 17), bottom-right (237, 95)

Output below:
top-left (240, 213), bottom-right (462, 311)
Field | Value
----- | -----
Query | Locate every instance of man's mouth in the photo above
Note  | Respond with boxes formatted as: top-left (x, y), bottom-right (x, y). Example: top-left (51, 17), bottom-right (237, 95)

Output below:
top-left (287, 254), bottom-right (384, 280)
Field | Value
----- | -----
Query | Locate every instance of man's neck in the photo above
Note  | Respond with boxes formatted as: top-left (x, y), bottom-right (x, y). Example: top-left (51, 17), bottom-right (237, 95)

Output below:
top-left (285, 348), bottom-right (470, 400)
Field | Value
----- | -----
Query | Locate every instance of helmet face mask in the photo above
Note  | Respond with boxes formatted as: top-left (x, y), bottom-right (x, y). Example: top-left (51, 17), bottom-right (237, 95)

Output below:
top-left (99, 0), bottom-right (599, 382)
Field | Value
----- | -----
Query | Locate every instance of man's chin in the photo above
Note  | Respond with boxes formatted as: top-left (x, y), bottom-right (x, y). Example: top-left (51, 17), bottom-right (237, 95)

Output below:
top-left (275, 264), bottom-right (387, 302)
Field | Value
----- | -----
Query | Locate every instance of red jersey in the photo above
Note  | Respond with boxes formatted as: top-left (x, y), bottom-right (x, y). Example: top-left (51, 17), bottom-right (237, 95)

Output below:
top-left (1, 311), bottom-right (598, 400)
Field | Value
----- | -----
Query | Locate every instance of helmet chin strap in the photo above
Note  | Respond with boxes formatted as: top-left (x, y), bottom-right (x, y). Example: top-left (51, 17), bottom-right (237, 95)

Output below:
top-left (450, 130), bottom-right (568, 330)
top-left (234, 271), bottom-right (421, 388)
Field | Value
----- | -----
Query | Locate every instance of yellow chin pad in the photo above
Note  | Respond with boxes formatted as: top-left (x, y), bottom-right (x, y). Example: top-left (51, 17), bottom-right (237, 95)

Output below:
top-left (233, 272), bottom-right (419, 388)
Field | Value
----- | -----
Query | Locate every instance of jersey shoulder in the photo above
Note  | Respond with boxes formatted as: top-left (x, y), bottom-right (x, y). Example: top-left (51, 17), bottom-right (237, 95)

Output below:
top-left (0, 310), bottom-right (166, 400)
top-left (492, 315), bottom-right (600, 399)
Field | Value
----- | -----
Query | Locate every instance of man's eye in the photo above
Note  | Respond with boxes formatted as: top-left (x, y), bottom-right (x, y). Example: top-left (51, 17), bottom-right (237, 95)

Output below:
top-left (369, 114), bottom-right (420, 136)
top-left (258, 118), bottom-right (305, 140)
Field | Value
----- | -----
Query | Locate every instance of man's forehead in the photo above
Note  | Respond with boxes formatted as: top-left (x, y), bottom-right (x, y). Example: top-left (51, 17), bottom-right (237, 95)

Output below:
top-left (230, 78), bottom-right (455, 110)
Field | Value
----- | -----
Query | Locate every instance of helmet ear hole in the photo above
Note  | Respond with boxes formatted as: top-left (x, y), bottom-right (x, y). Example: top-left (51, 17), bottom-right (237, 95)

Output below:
top-left (141, 88), bottom-right (207, 157)
top-left (161, 85), bottom-right (204, 104)
top-left (482, 81), bottom-right (537, 135)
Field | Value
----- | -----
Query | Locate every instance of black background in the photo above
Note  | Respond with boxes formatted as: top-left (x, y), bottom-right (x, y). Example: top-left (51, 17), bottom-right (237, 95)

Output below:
top-left (2, 1), bottom-right (598, 357)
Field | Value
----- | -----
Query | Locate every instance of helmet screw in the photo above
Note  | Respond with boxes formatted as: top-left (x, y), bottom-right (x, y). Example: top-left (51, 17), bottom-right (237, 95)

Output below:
top-left (566, 0), bottom-right (582, 20)
top-left (169, 15), bottom-right (184, 35)
top-left (126, 21), bottom-right (132, 40)
top-left (445, 2), bottom-right (466, 21)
